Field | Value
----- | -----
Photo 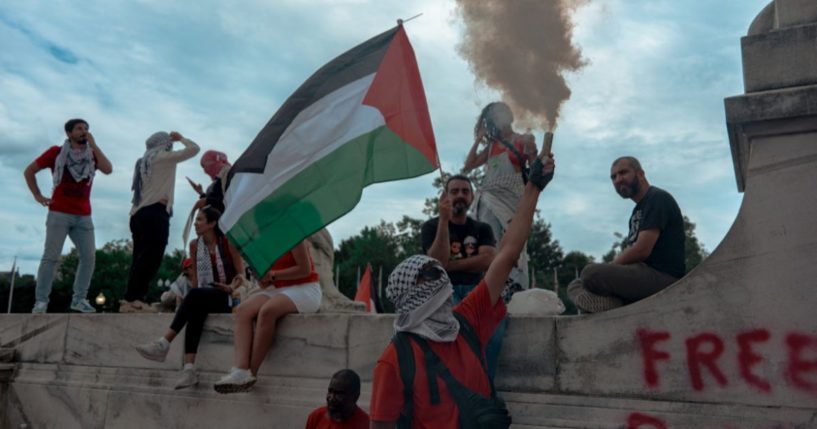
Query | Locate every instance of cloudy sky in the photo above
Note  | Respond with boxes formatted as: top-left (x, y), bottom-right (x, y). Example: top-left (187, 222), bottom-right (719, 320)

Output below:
top-left (0, 0), bottom-right (770, 275)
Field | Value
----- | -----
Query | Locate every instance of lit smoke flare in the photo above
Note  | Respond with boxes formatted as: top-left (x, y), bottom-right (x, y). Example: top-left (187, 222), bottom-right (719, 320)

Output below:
top-left (455, 0), bottom-right (589, 130)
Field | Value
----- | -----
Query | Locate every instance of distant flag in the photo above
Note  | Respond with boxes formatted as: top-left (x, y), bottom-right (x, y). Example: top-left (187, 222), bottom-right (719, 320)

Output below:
top-left (374, 265), bottom-right (384, 313)
top-left (334, 265), bottom-right (340, 289)
top-left (220, 25), bottom-right (438, 274)
top-left (355, 264), bottom-right (376, 313)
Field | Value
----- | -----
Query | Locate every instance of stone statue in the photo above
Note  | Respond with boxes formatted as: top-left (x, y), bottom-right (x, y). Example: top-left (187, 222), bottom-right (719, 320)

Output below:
top-left (307, 229), bottom-right (365, 313)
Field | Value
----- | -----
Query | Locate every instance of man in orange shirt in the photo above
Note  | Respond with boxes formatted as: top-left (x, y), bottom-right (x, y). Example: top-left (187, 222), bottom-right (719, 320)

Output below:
top-left (369, 148), bottom-right (555, 428)
top-left (305, 369), bottom-right (369, 429)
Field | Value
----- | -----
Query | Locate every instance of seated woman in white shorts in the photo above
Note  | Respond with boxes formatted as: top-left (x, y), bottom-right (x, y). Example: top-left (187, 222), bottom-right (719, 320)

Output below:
top-left (214, 239), bottom-right (321, 393)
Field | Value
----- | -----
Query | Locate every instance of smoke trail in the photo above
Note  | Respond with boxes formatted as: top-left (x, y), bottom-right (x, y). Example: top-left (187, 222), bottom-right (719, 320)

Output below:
top-left (455, 0), bottom-right (589, 130)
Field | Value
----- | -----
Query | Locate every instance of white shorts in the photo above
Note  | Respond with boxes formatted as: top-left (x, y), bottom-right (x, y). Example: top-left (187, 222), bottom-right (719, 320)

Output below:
top-left (254, 281), bottom-right (322, 313)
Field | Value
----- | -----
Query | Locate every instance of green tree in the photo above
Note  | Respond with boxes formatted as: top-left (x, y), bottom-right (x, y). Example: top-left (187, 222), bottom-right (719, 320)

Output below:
top-left (334, 222), bottom-right (403, 301)
top-left (0, 271), bottom-right (37, 313)
top-left (527, 215), bottom-right (564, 289)
top-left (683, 216), bottom-right (709, 273)
top-left (557, 251), bottom-right (595, 314)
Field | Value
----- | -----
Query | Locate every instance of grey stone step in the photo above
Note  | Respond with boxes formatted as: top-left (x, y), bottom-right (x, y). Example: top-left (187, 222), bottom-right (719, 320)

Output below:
top-left (0, 348), bottom-right (14, 363)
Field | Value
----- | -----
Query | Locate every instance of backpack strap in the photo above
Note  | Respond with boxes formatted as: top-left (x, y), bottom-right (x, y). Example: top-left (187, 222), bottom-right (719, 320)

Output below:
top-left (392, 333), bottom-right (415, 429)
top-left (453, 312), bottom-right (498, 398)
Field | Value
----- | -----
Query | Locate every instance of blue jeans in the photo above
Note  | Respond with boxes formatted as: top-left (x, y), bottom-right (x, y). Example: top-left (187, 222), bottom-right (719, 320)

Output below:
top-left (35, 211), bottom-right (95, 304)
top-left (452, 284), bottom-right (507, 381)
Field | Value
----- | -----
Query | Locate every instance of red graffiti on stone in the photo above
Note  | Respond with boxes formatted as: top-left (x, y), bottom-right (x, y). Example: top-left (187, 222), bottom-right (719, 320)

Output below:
top-left (628, 413), bottom-right (794, 429)
top-left (627, 412), bottom-right (667, 429)
top-left (785, 332), bottom-right (817, 393)
top-left (686, 332), bottom-right (728, 391)
top-left (636, 329), bottom-right (817, 394)
top-left (737, 329), bottom-right (772, 392)
top-left (637, 328), bottom-right (671, 388)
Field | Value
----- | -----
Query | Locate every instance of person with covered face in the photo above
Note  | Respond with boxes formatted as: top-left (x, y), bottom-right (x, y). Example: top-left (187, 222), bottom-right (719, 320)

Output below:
top-left (305, 369), bottom-right (369, 429)
top-left (189, 150), bottom-right (231, 213)
top-left (122, 131), bottom-right (200, 313)
top-left (567, 156), bottom-right (685, 313)
top-left (23, 118), bottom-right (113, 313)
top-left (370, 148), bottom-right (555, 429)
top-left (464, 101), bottom-right (538, 293)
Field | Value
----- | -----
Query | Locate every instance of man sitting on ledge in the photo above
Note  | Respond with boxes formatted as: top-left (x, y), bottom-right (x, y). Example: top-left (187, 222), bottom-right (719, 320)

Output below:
top-left (568, 156), bottom-right (685, 313)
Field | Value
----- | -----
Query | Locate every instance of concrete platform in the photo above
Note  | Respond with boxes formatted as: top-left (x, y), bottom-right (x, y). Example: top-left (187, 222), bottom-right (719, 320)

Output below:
top-left (3, 1), bottom-right (817, 427)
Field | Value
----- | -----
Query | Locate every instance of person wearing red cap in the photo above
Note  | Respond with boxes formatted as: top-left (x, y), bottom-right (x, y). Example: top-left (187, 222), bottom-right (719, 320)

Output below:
top-left (188, 150), bottom-right (231, 213)
top-left (167, 258), bottom-right (195, 308)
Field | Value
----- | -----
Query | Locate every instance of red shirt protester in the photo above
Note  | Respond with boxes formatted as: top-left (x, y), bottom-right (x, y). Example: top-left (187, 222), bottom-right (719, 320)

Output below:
top-left (369, 280), bottom-right (506, 428)
top-left (35, 146), bottom-right (96, 215)
top-left (305, 405), bottom-right (369, 429)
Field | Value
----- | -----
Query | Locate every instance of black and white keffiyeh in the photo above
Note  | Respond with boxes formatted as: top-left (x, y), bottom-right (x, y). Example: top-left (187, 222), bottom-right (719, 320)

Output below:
top-left (131, 131), bottom-right (172, 206)
top-left (196, 237), bottom-right (226, 288)
top-left (53, 140), bottom-right (95, 188)
top-left (387, 255), bottom-right (460, 342)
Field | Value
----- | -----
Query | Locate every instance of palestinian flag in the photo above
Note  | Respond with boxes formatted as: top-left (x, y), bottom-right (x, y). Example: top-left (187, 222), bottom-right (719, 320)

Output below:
top-left (221, 25), bottom-right (438, 275)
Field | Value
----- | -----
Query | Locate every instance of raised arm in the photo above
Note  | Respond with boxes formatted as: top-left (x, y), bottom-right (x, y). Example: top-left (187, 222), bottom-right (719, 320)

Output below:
top-left (86, 132), bottom-right (112, 175)
top-left (423, 192), bottom-right (453, 266)
top-left (165, 132), bottom-right (201, 163)
top-left (483, 152), bottom-right (554, 305)
top-left (463, 137), bottom-right (490, 172)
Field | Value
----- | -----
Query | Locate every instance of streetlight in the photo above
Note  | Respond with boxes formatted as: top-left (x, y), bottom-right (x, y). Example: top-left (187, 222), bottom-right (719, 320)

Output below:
top-left (95, 292), bottom-right (106, 307)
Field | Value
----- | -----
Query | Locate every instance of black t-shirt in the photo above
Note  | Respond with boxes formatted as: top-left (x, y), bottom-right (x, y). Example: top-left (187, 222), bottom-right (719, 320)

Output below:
top-left (205, 178), bottom-right (225, 213)
top-left (420, 216), bottom-right (496, 286)
top-left (626, 186), bottom-right (685, 278)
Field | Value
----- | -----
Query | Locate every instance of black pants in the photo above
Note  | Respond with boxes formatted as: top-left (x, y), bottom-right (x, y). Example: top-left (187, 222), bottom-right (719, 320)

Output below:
top-left (170, 288), bottom-right (231, 354)
top-left (125, 203), bottom-right (170, 302)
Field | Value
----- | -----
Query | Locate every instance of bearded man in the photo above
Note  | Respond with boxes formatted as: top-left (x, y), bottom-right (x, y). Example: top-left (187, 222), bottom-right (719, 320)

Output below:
top-left (567, 156), bottom-right (685, 313)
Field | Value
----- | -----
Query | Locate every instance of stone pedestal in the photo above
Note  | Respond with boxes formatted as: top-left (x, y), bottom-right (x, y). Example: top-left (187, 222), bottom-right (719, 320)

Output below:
top-left (2, 2), bottom-right (817, 428)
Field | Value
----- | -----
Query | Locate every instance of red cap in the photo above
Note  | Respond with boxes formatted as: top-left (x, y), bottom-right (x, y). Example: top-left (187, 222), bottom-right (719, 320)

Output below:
top-left (182, 258), bottom-right (193, 269)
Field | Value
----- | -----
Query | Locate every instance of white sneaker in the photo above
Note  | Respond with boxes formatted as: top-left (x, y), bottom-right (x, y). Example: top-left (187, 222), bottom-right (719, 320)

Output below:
top-left (174, 367), bottom-right (198, 390)
top-left (213, 368), bottom-right (256, 394)
top-left (31, 301), bottom-right (48, 314)
top-left (133, 340), bottom-right (169, 362)
top-left (70, 299), bottom-right (96, 313)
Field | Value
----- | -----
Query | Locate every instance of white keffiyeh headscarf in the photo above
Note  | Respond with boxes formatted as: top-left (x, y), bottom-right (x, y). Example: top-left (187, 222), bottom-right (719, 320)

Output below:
top-left (53, 140), bottom-right (95, 188)
top-left (131, 131), bottom-right (172, 206)
top-left (386, 255), bottom-right (460, 342)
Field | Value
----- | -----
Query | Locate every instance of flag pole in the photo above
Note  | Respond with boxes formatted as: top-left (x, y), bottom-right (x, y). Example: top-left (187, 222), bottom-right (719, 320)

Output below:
top-left (7, 256), bottom-right (17, 314)
top-left (397, 13), bottom-right (423, 26)
top-left (335, 264), bottom-right (340, 289)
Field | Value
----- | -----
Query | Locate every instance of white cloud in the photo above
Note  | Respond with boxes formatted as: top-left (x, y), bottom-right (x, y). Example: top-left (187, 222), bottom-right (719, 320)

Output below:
top-left (0, 0), bottom-right (771, 275)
